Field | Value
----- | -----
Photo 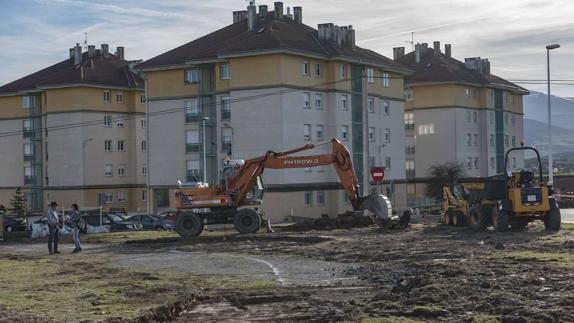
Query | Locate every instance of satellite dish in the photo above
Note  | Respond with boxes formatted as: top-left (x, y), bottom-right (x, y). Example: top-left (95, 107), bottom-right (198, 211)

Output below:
top-left (177, 180), bottom-right (182, 188)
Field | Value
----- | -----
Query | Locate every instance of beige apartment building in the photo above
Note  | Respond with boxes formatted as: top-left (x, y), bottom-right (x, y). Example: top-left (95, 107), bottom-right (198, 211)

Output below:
top-left (393, 42), bottom-right (529, 203)
top-left (137, 2), bottom-right (412, 221)
top-left (0, 44), bottom-right (147, 213)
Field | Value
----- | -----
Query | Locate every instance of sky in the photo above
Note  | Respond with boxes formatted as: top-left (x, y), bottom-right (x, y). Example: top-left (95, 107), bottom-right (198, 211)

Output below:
top-left (0, 0), bottom-right (572, 97)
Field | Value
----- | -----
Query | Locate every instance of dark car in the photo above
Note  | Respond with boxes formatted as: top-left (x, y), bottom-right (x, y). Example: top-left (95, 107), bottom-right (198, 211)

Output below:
top-left (157, 211), bottom-right (179, 222)
top-left (84, 213), bottom-right (139, 231)
top-left (4, 216), bottom-right (27, 232)
top-left (126, 214), bottom-right (175, 231)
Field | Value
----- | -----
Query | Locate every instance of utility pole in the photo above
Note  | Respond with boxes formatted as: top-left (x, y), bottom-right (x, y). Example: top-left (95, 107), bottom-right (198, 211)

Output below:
top-left (546, 44), bottom-right (560, 184)
top-left (362, 68), bottom-right (370, 195)
top-left (145, 79), bottom-right (151, 215)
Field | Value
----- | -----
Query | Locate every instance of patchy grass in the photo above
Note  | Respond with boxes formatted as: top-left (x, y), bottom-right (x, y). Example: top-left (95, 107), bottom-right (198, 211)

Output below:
top-left (361, 317), bottom-right (423, 323)
top-left (501, 251), bottom-right (574, 268)
top-left (80, 230), bottom-right (179, 244)
top-left (469, 315), bottom-right (501, 323)
top-left (0, 253), bottom-right (276, 322)
top-left (410, 305), bottom-right (448, 317)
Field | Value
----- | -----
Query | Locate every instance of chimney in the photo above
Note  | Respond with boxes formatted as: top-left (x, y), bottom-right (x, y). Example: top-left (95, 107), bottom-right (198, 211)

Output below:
top-left (422, 43), bottom-right (428, 51)
top-left (445, 44), bottom-right (451, 58)
top-left (115, 46), bottom-right (125, 60)
top-left (233, 11), bottom-right (241, 23)
top-left (73, 43), bottom-right (82, 66)
top-left (259, 5), bottom-right (268, 16)
top-left (69, 48), bottom-right (74, 59)
top-left (348, 25), bottom-right (355, 48)
top-left (274, 2), bottom-right (283, 18)
top-left (293, 6), bottom-right (302, 24)
top-left (88, 45), bottom-right (96, 57)
top-left (101, 44), bottom-right (109, 57)
top-left (433, 41), bottom-right (440, 55)
top-left (393, 47), bottom-right (405, 60)
top-left (286, 7), bottom-right (292, 19)
top-left (464, 57), bottom-right (490, 75)
top-left (415, 43), bottom-right (422, 63)
top-left (247, 2), bottom-right (257, 31)
top-left (239, 10), bottom-right (248, 21)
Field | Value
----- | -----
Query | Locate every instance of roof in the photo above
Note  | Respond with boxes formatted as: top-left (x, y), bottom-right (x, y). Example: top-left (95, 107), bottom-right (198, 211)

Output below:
top-left (396, 48), bottom-right (528, 94)
top-left (0, 50), bottom-right (144, 95)
top-left (137, 13), bottom-right (408, 73)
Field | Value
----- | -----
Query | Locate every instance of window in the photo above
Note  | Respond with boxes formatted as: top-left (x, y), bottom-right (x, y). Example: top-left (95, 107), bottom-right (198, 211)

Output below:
top-left (116, 92), bottom-right (124, 103)
top-left (142, 190), bottom-right (148, 201)
top-left (418, 124), bottom-right (435, 135)
top-left (340, 94), bottom-right (348, 110)
top-left (156, 189), bottom-right (170, 207)
top-left (23, 143), bottom-right (33, 161)
top-left (339, 64), bottom-right (346, 79)
top-left (505, 135), bottom-right (509, 147)
top-left (368, 127), bottom-right (375, 142)
top-left (474, 157), bottom-right (479, 169)
top-left (141, 140), bottom-right (147, 151)
top-left (118, 191), bottom-right (127, 203)
top-left (315, 125), bottom-right (324, 140)
top-left (384, 129), bottom-right (391, 143)
top-left (385, 157), bottom-right (391, 170)
top-left (466, 111), bottom-right (471, 123)
top-left (104, 115), bottom-right (112, 127)
top-left (465, 88), bottom-right (471, 99)
top-left (405, 89), bottom-right (414, 101)
top-left (316, 191), bottom-right (325, 206)
top-left (222, 128), bottom-right (232, 155)
top-left (220, 64), bottom-right (230, 80)
top-left (368, 98), bottom-right (375, 113)
top-left (24, 166), bottom-right (34, 184)
top-left (315, 94), bottom-right (323, 109)
top-left (302, 60), bottom-right (309, 75)
top-left (103, 91), bottom-right (111, 103)
top-left (406, 183), bottom-right (416, 195)
top-left (473, 111), bottom-right (478, 123)
top-left (117, 140), bottom-right (125, 152)
top-left (142, 164), bottom-right (148, 175)
top-left (474, 134), bottom-right (478, 146)
top-left (141, 119), bottom-right (147, 128)
top-left (21, 96), bottom-right (35, 108)
top-left (185, 99), bottom-right (200, 122)
top-left (341, 125), bottom-right (349, 141)
top-left (303, 92), bottom-right (310, 109)
top-left (405, 160), bottom-right (415, 170)
top-left (140, 95), bottom-right (146, 104)
top-left (404, 112), bottom-right (414, 131)
top-left (117, 165), bottom-right (126, 177)
top-left (490, 134), bottom-right (494, 147)
top-left (315, 63), bottom-right (322, 77)
top-left (512, 136), bottom-right (516, 147)
top-left (489, 111), bottom-right (494, 124)
top-left (104, 192), bottom-right (114, 204)
top-left (221, 96), bottom-right (231, 120)
top-left (105, 164), bottom-right (113, 176)
top-left (467, 157), bottom-right (472, 169)
top-left (303, 124), bottom-right (311, 140)
top-left (505, 113), bottom-right (509, 125)
top-left (490, 157), bottom-right (495, 169)
top-left (116, 119), bottom-right (124, 127)
top-left (466, 133), bottom-right (471, 146)
top-left (23, 119), bottom-right (31, 131)
top-left (383, 100), bottom-right (390, 115)
top-left (304, 191), bottom-right (313, 207)
top-left (186, 160), bottom-right (201, 182)
top-left (104, 140), bottom-right (112, 152)
top-left (186, 130), bottom-right (200, 152)
top-left (382, 72), bottom-right (390, 87)
top-left (367, 68), bottom-right (374, 83)
top-left (185, 69), bottom-right (200, 84)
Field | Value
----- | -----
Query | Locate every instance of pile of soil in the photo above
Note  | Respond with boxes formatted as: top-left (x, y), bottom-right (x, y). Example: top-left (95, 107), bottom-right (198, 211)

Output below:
top-left (282, 212), bottom-right (374, 232)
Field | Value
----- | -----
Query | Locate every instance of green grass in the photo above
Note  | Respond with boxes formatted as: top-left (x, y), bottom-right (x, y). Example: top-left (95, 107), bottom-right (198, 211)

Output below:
top-left (502, 251), bottom-right (574, 268)
top-left (0, 254), bottom-right (276, 322)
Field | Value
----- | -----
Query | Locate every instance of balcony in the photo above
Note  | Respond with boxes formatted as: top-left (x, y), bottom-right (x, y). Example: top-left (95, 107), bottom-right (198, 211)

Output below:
top-left (222, 142), bottom-right (232, 155)
top-left (185, 113), bottom-right (201, 123)
top-left (24, 175), bottom-right (36, 185)
top-left (406, 170), bottom-right (416, 178)
top-left (23, 130), bottom-right (35, 138)
top-left (186, 144), bottom-right (201, 153)
top-left (404, 123), bottom-right (415, 131)
top-left (222, 110), bottom-right (231, 121)
top-left (24, 154), bottom-right (35, 162)
top-left (186, 171), bottom-right (201, 183)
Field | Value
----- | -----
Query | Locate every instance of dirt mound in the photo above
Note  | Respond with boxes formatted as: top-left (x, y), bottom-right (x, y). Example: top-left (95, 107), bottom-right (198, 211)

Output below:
top-left (283, 212), bottom-right (374, 232)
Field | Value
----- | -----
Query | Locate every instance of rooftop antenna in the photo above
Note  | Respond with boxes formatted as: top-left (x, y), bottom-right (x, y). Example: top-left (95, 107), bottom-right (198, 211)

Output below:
top-left (84, 32), bottom-right (88, 51)
top-left (405, 32), bottom-right (414, 51)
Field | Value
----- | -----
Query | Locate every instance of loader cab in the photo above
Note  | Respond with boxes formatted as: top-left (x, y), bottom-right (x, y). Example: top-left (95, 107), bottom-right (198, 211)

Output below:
top-left (504, 146), bottom-right (549, 212)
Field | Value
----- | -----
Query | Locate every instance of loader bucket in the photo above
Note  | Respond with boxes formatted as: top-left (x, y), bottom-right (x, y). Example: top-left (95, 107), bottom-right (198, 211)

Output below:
top-left (361, 193), bottom-right (393, 228)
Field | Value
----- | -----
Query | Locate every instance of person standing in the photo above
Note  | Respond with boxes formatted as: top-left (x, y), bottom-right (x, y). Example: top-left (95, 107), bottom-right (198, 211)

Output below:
top-left (47, 201), bottom-right (60, 255)
top-left (70, 204), bottom-right (82, 253)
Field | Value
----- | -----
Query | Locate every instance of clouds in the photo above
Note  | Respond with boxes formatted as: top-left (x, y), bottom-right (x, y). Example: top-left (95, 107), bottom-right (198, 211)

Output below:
top-left (0, 0), bottom-right (572, 96)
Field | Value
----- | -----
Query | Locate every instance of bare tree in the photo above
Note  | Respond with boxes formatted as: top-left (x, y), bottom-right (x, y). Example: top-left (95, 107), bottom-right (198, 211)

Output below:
top-left (426, 162), bottom-right (465, 201)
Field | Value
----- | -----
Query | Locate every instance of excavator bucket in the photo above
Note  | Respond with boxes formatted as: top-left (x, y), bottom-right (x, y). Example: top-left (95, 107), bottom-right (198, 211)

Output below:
top-left (361, 193), bottom-right (409, 229)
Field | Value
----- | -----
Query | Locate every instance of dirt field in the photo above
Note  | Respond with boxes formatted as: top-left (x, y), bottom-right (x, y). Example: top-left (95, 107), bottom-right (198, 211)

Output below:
top-left (1, 215), bottom-right (574, 322)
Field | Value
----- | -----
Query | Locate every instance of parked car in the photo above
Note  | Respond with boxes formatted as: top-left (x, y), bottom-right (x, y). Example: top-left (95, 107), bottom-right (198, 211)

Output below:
top-left (157, 211), bottom-right (179, 222)
top-left (4, 216), bottom-right (27, 232)
top-left (126, 214), bottom-right (175, 231)
top-left (83, 213), bottom-right (139, 231)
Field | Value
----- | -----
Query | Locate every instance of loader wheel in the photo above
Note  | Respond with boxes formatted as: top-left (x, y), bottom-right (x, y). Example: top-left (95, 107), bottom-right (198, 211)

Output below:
top-left (446, 209), bottom-right (455, 226)
top-left (175, 213), bottom-right (204, 237)
top-left (492, 208), bottom-right (509, 232)
top-left (442, 212), bottom-right (448, 225)
top-left (544, 208), bottom-right (561, 231)
top-left (400, 210), bottom-right (412, 228)
top-left (234, 209), bottom-right (261, 234)
top-left (469, 206), bottom-right (489, 230)
top-left (452, 210), bottom-right (465, 227)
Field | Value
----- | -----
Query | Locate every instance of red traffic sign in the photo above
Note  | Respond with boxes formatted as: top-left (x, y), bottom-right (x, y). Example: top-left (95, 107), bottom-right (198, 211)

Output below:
top-left (370, 167), bottom-right (385, 183)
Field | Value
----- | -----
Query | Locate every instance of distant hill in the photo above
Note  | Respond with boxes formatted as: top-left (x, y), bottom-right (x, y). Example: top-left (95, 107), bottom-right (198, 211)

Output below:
top-left (524, 118), bottom-right (574, 154)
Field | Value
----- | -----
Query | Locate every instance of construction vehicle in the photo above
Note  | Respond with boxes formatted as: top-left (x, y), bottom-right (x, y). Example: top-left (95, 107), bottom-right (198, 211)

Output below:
top-left (442, 146), bottom-right (560, 232)
top-left (174, 138), bottom-right (409, 237)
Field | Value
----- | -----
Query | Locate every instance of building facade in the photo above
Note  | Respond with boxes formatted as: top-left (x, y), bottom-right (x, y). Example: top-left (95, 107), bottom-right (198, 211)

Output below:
top-left (0, 44), bottom-right (147, 213)
top-left (394, 42), bottom-right (529, 202)
top-left (137, 2), bottom-right (411, 221)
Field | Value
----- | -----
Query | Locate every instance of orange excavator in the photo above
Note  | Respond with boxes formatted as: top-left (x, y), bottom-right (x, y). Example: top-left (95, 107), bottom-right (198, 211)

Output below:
top-left (174, 138), bottom-right (407, 237)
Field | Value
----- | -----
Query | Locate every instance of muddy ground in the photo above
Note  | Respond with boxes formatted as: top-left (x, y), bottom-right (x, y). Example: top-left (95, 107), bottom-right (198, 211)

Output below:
top-left (2, 215), bottom-right (574, 322)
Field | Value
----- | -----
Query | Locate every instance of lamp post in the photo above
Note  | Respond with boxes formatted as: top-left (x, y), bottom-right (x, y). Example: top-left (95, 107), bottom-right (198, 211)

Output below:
top-left (546, 44), bottom-right (560, 184)
top-left (202, 117), bottom-right (210, 183)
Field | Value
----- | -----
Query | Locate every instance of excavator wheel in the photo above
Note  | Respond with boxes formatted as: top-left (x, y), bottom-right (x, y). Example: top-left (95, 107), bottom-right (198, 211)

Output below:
top-left (469, 206), bottom-right (489, 231)
top-left (175, 212), bottom-right (204, 237)
top-left (234, 209), bottom-right (262, 234)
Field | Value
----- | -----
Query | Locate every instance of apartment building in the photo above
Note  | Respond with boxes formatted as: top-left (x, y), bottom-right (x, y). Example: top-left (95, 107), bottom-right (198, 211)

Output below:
top-left (394, 42), bottom-right (529, 201)
top-left (0, 44), bottom-right (147, 212)
top-left (137, 2), bottom-right (411, 221)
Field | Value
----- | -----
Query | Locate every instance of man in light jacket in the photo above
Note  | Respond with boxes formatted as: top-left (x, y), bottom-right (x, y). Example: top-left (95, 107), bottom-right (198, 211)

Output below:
top-left (47, 201), bottom-right (60, 255)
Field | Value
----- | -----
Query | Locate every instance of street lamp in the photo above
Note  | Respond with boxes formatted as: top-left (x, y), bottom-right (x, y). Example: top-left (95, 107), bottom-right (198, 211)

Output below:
top-left (202, 117), bottom-right (210, 183)
top-left (546, 43), bottom-right (560, 184)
